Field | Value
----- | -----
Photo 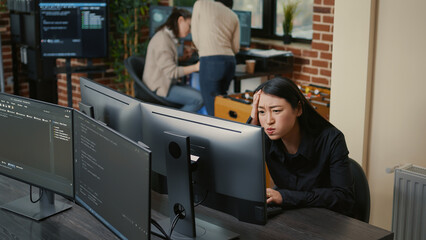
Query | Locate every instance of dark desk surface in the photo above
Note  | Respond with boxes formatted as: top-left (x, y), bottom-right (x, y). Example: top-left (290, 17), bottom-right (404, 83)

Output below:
top-left (0, 176), bottom-right (393, 240)
top-left (0, 176), bottom-right (119, 240)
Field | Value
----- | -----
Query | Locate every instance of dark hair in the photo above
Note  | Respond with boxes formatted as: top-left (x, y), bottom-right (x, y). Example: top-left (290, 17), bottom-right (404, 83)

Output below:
top-left (216, 0), bottom-right (233, 9)
top-left (254, 77), bottom-right (332, 136)
top-left (156, 7), bottom-right (191, 38)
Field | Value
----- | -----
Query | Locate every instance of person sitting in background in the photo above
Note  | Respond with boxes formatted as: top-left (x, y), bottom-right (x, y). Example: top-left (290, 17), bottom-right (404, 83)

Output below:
top-left (249, 77), bottom-right (355, 216)
top-left (143, 7), bottom-right (203, 112)
top-left (191, 0), bottom-right (240, 115)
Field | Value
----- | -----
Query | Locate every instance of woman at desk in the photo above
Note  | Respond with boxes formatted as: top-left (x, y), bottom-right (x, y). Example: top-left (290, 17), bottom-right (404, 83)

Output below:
top-left (143, 8), bottom-right (203, 112)
top-left (248, 77), bottom-right (355, 216)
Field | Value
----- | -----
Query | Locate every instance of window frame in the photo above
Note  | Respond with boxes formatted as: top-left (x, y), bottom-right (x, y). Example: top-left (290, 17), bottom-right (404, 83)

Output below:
top-left (250, 0), bottom-right (312, 44)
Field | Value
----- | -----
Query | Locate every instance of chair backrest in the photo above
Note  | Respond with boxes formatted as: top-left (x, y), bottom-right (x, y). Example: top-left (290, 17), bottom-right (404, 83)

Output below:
top-left (124, 56), bottom-right (182, 108)
top-left (348, 158), bottom-right (371, 223)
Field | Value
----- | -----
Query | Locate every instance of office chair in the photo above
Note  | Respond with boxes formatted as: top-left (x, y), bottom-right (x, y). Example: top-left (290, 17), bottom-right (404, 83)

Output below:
top-left (348, 158), bottom-right (371, 223)
top-left (124, 55), bottom-right (183, 108)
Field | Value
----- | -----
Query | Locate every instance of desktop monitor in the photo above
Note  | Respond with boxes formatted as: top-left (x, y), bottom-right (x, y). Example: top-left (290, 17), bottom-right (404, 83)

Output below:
top-left (234, 10), bottom-right (252, 47)
top-left (79, 77), bottom-right (143, 143)
top-left (73, 110), bottom-right (151, 240)
top-left (0, 93), bottom-right (74, 220)
top-left (140, 102), bottom-right (267, 237)
top-left (149, 6), bottom-right (251, 47)
top-left (39, 0), bottom-right (109, 58)
top-left (149, 5), bottom-right (193, 42)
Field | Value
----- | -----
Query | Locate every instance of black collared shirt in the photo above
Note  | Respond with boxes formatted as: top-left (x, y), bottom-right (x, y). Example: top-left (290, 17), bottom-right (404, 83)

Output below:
top-left (266, 126), bottom-right (355, 216)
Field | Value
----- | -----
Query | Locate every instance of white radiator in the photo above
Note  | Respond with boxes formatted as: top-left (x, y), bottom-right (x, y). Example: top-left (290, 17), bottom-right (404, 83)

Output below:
top-left (392, 165), bottom-right (426, 240)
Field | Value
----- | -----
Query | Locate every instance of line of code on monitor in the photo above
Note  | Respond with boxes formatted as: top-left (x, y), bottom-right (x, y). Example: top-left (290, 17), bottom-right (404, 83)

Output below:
top-left (0, 94), bottom-right (74, 197)
top-left (39, 1), bottom-right (108, 58)
top-left (73, 111), bottom-right (151, 240)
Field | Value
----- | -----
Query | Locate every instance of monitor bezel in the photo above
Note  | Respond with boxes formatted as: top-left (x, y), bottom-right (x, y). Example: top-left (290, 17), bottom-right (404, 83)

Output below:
top-left (0, 92), bottom-right (75, 199)
top-left (79, 77), bottom-right (144, 143)
top-left (139, 101), bottom-right (267, 225)
top-left (73, 109), bottom-right (152, 240)
top-left (38, 0), bottom-right (109, 59)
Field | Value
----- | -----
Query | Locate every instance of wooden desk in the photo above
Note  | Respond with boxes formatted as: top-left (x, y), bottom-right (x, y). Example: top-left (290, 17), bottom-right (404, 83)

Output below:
top-left (0, 176), bottom-right (119, 240)
top-left (0, 176), bottom-right (393, 240)
top-left (151, 192), bottom-right (393, 240)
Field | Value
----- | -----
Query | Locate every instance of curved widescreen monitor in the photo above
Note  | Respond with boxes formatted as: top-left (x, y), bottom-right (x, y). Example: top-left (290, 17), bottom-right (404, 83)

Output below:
top-left (0, 93), bottom-right (74, 220)
top-left (74, 110), bottom-right (151, 239)
top-left (39, 0), bottom-right (108, 58)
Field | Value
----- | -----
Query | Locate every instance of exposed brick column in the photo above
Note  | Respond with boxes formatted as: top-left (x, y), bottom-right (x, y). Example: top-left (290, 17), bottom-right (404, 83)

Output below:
top-left (55, 58), bottom-right (120, 109)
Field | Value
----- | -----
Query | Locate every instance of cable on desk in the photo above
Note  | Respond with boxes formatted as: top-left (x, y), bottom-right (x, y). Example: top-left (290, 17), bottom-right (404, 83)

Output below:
top-left (151, 218), bottom-right (170, 240)
top-left (151, 231), bottom-right (169, 240)
top-left (193, 190), bottom-right (208, 207)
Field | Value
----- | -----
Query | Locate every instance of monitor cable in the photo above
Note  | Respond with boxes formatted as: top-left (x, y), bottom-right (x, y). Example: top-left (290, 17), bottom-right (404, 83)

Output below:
top-left (169, 210), bottom-right (184, 238)
top-left (151, 218), bottom-right (171, 240)
top-left (193, 190), bottom-right (208, 207)
top-left (29, 186), bottom-right (43, 203)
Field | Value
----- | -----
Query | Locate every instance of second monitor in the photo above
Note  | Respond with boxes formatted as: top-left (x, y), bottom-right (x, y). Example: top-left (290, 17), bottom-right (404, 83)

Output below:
top-left (149, 5), bottom-right (251, 47)
top-left (73, 110), bottom-right (151, 240)
top-left (39, 0), bottom-right (109, 58)
top-left (140, 102), bottom-right (267, 226)
top-left (79, 78), bottom-right (268, 235)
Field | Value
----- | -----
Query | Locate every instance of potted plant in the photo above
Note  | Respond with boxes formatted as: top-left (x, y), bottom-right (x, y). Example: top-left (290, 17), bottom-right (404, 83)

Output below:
top-left (109, 0), bottom-right (156, 96)
top-left (282, 0), bottom-right (300, 44)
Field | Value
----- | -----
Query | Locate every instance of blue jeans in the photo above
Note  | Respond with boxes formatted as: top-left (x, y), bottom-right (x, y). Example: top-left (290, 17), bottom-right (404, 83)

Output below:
top-left (199, 55), bottom-right (236, 115)
top-left (166, 85), bottom-right (204, 113)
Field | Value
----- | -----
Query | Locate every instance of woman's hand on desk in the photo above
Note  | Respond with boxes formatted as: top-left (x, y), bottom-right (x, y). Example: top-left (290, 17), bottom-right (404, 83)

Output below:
top-left (266, 188), bottom-right (283, 205)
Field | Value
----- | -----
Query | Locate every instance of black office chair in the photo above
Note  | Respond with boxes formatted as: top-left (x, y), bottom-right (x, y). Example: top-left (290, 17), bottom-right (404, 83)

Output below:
top-left (348, 158), bottom-right (371, 223)
top-left (124, 55), bottom-right (183, 108)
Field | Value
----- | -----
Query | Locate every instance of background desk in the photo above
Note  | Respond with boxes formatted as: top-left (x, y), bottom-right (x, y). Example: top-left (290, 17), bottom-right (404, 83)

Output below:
top-left (233, 50), bottom-right (294, 93)
top-left (0, 175), bottom-right (393, 240)
top-left (233, 69), bottom-right (292, 93)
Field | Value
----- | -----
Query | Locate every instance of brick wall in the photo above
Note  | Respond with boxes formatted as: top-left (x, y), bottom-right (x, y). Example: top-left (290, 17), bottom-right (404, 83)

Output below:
top-left (252, 0), bottom-right (334, 87)
top-left (1, 0), bottom-right (334, 107)
top-left (0, 7), bottom-right (150, 109)
top-left (56, 1), bottom-right (169, 109)
top-left (0, 11), bottom-right (29, 96)
top-left (55, 58), bottom-right (121, 108)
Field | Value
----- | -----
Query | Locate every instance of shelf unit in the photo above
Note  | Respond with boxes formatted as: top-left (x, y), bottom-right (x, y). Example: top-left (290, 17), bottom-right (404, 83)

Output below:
top-left (8, 0), bottom-right (57, 103)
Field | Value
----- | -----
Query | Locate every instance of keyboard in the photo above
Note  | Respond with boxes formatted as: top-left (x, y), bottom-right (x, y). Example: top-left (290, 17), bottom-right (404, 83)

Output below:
top-left (267, 205), bottom-right (283, 218)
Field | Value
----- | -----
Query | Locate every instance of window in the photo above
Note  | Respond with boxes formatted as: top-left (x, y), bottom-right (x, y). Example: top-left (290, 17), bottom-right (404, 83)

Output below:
top-left (233, 0), bottom-right (313, 43)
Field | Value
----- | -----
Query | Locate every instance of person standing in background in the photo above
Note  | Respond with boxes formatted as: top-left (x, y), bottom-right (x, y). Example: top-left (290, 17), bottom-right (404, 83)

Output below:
top-left (191, 0), bottom-right (240, 115)
top-left (143, 8), bottom-right (203, 113)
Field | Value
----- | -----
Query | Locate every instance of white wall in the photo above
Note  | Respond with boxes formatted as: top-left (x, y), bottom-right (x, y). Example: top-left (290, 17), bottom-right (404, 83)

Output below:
top-left (332, 0), bottom-right (426, 230)
top-left (330, 1), bottom-right (375, 167)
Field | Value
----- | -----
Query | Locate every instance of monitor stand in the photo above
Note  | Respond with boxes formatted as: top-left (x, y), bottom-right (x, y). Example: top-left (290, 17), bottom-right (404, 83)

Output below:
top-left (155, 218), bottom-right (239, 240)
top-left (1, 188), bottom-right (72, 221)
top-left (159, 131), bottom-right (239, 240)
